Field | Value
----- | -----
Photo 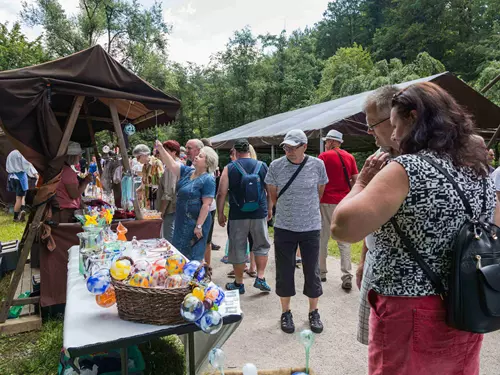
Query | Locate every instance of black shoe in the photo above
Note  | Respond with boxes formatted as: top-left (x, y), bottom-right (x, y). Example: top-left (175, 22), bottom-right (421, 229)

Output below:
top-left (342, 277), bottom-right (352, 291)
top-left (281, 310), bottom-right (295, 334)
top-left (321, 276), bottom-right (327, 282)
top-left (211, 243), bottom-right (221, 251)
top-left (309, 309), bottom-right (323, 334)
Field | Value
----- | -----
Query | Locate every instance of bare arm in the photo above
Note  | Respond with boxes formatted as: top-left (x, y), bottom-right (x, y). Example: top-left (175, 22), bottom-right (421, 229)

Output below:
top-left (216, 167), bottom-right (229, 226)
top-left (356, 239), bottom-right (369, 290)
top-left (155, 140), bottom-right (180, 177)
top-left (318, 184), bottom-right (326, 200)
top-left (350, 174), bottom-right (359, 185)
top-left (197, 197), bottom-right (212, 229)
top-left (65, 175), bottom-right (92, 199)
top-left (331, 162), bottom-right (409, 243)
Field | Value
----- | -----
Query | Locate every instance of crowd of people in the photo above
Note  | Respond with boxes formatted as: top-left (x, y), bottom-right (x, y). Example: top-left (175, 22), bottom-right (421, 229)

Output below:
top-left (5, 80), bottom-right (499, 374)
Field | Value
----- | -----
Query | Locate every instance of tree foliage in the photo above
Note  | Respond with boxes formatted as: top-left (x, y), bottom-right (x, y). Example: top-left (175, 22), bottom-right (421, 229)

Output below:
top-left (1, 0), bottom-right (498, 150)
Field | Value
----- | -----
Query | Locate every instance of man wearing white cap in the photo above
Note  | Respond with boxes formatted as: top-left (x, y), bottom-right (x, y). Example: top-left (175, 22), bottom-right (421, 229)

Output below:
top-left (318, 129), bottom-right (358, 289)
top-left (266, 129), bottom-right (328, 334)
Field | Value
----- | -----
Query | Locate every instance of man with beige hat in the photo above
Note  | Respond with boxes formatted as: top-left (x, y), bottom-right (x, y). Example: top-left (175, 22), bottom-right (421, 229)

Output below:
top-left (318, 129), bottom-right (358, 289)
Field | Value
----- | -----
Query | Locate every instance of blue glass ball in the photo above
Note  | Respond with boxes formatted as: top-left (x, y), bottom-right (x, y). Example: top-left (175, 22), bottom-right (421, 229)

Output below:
top-left (183, 260), bottom-right (201, 279)
top-left (199, 310), bottom-right (223, 334)
top-left (86, 270), bottom-right (111, 295)
top-left (206, 285), bottom-right (225, 306)
top-left (180, 295), bottom-right (205, 322)
top-left (123, 123), bottom-right (136, 136)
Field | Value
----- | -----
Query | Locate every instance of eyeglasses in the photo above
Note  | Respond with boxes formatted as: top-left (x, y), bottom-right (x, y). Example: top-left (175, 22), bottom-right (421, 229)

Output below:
top-left (282, 144), bottom-right (304, 152)
top-left (367, 117), bottom-right (389, 130)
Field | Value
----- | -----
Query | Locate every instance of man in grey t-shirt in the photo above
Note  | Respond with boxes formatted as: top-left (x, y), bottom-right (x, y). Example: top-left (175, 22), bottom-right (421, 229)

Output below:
top-left (265, 129), bottom-right (328, 334)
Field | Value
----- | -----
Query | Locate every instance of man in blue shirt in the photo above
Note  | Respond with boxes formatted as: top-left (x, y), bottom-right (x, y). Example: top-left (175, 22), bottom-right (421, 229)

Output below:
top-left (216, 138), bottom-right (272, 294)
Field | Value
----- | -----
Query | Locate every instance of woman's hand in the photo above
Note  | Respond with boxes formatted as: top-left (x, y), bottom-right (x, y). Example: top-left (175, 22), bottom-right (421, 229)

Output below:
top-left (194, 226), bottom-right (202, 239)
top-left (356, 151), bottom-right (390, 187)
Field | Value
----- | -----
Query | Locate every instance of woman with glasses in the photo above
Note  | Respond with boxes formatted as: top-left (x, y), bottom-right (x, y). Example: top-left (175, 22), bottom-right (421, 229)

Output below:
top-left (331, 82), bottom-right (498, 374)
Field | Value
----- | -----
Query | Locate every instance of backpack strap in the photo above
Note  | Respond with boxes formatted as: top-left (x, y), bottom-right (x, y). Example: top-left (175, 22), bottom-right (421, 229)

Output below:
top-left (278, 155), bottom-right (309, 199)
top-left (418, 155), bottom-right (475, 218)
top-left (231, 160), bottom-right (248, 176)
top-left (333, 149), bottom-right (352, 190)
top-left (390, 218), bottom-right (447, 298)
top-left (251, 160), bottom-right (263, 175)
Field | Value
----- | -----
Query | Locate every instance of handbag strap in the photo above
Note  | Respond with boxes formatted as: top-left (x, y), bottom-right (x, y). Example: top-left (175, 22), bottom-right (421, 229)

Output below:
top-left (390, 217), bottom-right (447, 297)
top-left (278, 155), bottom-right (309, 199)
top-left (419, 155), bottom-right (475, 217)
top-left (333, 149), bottom-right (351, 190)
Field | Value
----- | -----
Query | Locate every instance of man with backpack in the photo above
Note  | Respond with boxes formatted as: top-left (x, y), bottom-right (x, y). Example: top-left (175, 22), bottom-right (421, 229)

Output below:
top-left (266, 129), bottom-right (328, 334)
top-left (216, 138), bottom-right (272, 294)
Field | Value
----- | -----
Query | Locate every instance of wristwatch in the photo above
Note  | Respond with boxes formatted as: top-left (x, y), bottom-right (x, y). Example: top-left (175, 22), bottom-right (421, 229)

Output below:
top-left (196, 224), bottom-right (202, 229)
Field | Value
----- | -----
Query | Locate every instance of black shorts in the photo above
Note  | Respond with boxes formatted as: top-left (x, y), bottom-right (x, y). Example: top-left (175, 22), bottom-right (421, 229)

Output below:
top-left (274, 228), bottom-right (322, 299)
top-left (207, 210), bottom-right (216, 244)
top-left (7, 178), bottom-right (26, 197)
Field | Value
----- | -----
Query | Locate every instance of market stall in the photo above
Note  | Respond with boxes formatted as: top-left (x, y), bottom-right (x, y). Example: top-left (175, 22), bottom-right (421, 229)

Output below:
top-left (210, 72), bottom-right (500, 154)
top-left (0, 45), bottom-right (181, 327)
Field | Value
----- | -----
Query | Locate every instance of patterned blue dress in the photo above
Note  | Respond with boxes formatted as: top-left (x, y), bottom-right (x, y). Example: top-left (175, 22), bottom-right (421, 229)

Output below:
top-left (172, 165), bottom-right (216, 260)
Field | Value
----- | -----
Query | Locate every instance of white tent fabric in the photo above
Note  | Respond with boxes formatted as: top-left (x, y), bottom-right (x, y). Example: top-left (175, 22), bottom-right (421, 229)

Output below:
top-left (210, 72), bottom-right (500, 152)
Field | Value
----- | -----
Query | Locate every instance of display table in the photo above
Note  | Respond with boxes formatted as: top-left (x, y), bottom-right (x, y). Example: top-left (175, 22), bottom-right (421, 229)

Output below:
top-left (63, 245), bottom-right (243, 375)
top-left (40, 219), bottom-right (163, 307)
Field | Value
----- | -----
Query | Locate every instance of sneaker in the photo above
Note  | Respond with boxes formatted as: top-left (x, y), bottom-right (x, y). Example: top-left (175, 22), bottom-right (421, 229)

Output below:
top-left (220, 256), bottom-right (228, 264)
top-left (342, 277), bottom-right (352, 291)
top-left (211, 243), bottom-right (221, 251)
top-left (296, 257), bottom-right (302, 264)
top-left (253, 277), bottom-right (271, 292)
top-left (225, 281), bottom-right (245, 294)
top-left (18, 211), bottom-right (26, 222)
top-left (281, 310), bottom-right (295, 334)
top-left (321, 276), bottom-right (327, 282)
top-left (309, 309), bottom-right (323, 333)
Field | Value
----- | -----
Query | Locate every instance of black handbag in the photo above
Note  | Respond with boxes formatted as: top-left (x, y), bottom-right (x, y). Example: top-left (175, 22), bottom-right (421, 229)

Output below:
top-left (391, 155), bottom-right (500, 333)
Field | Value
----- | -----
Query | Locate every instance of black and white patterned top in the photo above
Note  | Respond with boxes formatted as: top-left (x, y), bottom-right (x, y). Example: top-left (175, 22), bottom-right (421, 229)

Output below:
top-left (371, 150), bottom-right (495, 296)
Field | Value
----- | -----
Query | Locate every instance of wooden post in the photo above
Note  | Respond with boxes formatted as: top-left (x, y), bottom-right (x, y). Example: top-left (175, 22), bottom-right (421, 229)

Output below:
top-left (271, 145), bottom-right (275, 161)
top-left (0, 95), bottom-right (85, 325)
top-left (109, 101), bottom-right (143, 220)
top-left (83, 102), bottom-right (103, 176)
top-left (319, 129), bottom-right (324, 154)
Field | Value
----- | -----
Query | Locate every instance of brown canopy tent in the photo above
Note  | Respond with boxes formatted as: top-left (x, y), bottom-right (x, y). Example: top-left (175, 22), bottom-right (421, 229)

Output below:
top-left (210, 72), bottom-right (500, 154)
top-left (0, 130), bottom-right (16, 206)
top-left (0, 45), bottom-right (181, 330)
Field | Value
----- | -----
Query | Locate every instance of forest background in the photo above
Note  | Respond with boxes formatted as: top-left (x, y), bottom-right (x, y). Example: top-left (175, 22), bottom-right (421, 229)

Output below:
top-left (1, 0), bottom-right (500, 165)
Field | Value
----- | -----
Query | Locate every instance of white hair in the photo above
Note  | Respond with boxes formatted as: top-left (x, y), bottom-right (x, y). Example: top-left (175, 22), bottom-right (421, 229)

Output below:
top-left (363, 85), bottom-right (400, 117)
top-left (132, 144), bottom-right (151, 157)
top-left (200, 146), bottom-right (219, 173)
top-left (188, 139), bottom-right (204, 150)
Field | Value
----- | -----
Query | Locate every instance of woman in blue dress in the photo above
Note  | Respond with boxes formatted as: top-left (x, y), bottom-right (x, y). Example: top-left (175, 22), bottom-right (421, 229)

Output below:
top-left (155, 140), bottom-right (218, 261)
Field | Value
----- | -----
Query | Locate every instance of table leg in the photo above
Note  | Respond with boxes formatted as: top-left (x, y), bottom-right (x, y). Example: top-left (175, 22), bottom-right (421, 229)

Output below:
top-left (188, 332), bottom-right (196, 375)
top-left (121, 347), bottom-right (129, 375)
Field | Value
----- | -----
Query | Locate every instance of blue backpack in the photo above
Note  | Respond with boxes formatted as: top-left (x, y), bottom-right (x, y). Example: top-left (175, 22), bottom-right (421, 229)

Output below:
top-left (231, 160), bottom-right (263, 212)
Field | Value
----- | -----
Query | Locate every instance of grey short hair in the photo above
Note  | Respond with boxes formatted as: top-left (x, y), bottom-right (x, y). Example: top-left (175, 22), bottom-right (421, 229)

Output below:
top-left (201, 146), bottom-right (219, 173)
top-left (363, 85), bottom-right (400, 117)
top-left (132, 144), bottom-right (151, 157)
top-left (188, 139), bottom-right (204, 150)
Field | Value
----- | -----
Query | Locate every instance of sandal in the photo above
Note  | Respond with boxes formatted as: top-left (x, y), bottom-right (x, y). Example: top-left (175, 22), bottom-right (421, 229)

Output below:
top-left (227, 267), bottom-right (250, 278)
top-left (245, 270), bottom-right (257, 278)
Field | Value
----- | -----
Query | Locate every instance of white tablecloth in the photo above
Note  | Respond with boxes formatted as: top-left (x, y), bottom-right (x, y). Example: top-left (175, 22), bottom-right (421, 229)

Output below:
top-left (63, 244), bottom-right (242, 374)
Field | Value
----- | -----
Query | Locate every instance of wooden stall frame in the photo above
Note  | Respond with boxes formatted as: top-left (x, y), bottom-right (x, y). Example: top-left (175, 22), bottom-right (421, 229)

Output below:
top-left (0, 95), bottom-right (85, 331)
top-left (0, 96), bottom-right (145, 331)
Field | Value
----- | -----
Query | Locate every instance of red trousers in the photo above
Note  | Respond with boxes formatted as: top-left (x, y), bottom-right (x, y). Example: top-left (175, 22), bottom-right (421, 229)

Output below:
top-left (368, 290), bottom-right (483, 375)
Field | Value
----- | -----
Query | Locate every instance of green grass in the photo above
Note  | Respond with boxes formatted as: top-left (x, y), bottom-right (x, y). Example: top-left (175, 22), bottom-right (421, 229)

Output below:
top-left (0, 210), bottom-right (27, 242)
top-left (0, 211), bottom-right (185, 375)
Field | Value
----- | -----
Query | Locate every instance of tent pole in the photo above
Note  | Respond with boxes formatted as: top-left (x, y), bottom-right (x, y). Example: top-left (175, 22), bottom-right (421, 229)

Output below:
top-left (487, 123), bottom-right (500, 149)
top-left (84, 103), bottom-right (103, 176)
top-left (0, 95), bottom-right (85, 326)
top-left (319, 129), bottom-right (324, 153)
top-left (109, 101), bottom-right (144, 220)
top-left (271, 145), bottom-right (275, 161)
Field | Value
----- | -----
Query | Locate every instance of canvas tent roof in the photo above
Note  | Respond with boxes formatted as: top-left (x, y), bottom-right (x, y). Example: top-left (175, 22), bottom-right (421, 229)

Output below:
top-left (0, 45), bottom-right (181, 180)
top-left (210, 72), bottom-right (500, 153)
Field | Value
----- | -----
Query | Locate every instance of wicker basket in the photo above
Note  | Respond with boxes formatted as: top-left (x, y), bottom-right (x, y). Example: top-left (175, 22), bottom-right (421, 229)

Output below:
top-left (112, 280), bottom-right (193, 325)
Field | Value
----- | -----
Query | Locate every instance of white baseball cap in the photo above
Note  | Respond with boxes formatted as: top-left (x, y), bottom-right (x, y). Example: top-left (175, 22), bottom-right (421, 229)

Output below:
top-left (323, 129), bottom-right (343, 143)
top-left (280, 129), bottom-right (308, 147)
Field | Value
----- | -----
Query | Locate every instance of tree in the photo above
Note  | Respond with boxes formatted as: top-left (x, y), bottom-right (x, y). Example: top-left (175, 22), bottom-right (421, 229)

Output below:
top-left (0, 22), bottom-right (48, 70)
top-left (21, 0), bottom-right (171, 72)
